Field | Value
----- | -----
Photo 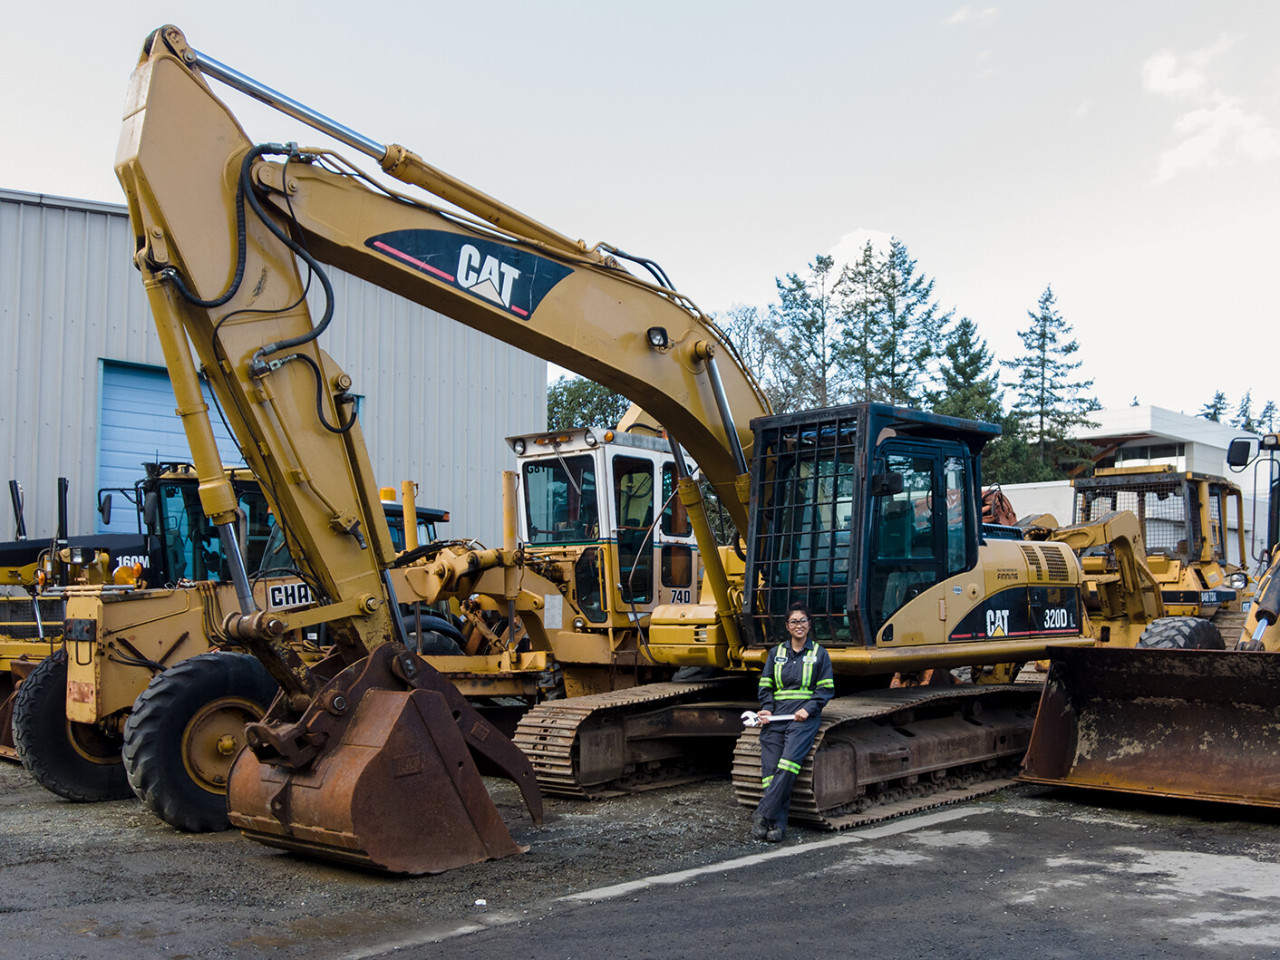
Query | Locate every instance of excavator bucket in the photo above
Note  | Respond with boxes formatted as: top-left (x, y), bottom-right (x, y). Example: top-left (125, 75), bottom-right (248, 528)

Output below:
top-left (1021, 646), bottom-right (1280, 807)
top-left (227, 645), bottom-right (542, 874)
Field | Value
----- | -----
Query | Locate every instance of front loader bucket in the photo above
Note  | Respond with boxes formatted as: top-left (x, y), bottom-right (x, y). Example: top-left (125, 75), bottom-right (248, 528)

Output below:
top-left (227, 645), bottom-right (541, 875)
top-left (1021, 646), bottom-right (1280, 807)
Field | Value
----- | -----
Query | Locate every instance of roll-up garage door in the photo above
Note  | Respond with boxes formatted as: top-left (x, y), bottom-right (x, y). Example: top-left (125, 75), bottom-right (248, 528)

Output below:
top-left (96, 361), bottom-right (245, 534)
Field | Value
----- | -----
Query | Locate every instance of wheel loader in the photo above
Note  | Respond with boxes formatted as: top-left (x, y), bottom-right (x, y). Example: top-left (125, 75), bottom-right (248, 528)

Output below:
top-left (1019, 453), bottom-right (1280, 806)
top-left (113, 26), bottom-right (1280, 874)
top-left (1227, 432), bottom-right (1280, 651)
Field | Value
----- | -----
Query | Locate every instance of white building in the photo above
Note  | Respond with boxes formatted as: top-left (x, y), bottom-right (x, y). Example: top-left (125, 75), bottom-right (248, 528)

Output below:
top-left (0, 188), bottom-right (545, 547)
top-left (997, 405), bottom-right (1270, 570)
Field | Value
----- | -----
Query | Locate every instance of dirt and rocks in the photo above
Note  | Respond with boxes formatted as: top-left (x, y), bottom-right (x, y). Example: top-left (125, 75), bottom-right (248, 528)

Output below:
top-left (0, 761), bottom-right (747, 960)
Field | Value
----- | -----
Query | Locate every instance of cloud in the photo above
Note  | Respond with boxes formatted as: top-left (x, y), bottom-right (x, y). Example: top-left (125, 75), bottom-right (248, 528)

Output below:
top-left (1143, 37), bottom-right (1280, 182)
top-left (946, 5), bottom-right (999, 25)
top-left (1154, 98), bottom-right (1280, 182)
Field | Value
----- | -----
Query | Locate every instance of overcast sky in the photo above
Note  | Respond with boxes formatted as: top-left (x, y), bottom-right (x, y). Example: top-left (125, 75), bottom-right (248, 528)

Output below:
top-left (3, 2), bottom-right (1277, 415)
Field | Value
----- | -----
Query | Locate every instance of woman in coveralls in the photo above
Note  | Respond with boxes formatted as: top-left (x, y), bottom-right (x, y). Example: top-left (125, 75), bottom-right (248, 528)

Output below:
top-left (750, 601), bottom-right (835, 842)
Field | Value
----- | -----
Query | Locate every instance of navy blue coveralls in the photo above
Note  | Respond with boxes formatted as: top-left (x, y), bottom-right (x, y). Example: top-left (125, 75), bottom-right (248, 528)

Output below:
top-left (754, 637), bottom-right (835, 826)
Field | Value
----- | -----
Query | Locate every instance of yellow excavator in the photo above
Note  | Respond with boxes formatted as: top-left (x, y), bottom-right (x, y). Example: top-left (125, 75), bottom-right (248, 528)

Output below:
top-left (115, 26), bottom-right (1261, 874)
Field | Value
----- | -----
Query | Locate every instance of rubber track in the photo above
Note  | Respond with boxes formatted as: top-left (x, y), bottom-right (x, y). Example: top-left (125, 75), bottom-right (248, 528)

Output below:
top-left (512, 680), bottom-right (737, 798)
top-left (732, 685), bottom-right (1040, 831)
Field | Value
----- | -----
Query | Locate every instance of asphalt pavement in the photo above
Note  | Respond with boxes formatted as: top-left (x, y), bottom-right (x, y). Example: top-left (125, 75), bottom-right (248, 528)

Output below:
top-left (383, 793), bottom-right (1280, 960)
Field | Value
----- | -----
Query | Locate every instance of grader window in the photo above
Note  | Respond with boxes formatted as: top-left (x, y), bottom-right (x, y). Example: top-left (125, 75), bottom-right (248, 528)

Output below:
top-left (613, 456), bottom-right (655, 604)
top-left (523, 456), bottom-right (599, 545)
top-left (660, 464), bottom-right (691, 536)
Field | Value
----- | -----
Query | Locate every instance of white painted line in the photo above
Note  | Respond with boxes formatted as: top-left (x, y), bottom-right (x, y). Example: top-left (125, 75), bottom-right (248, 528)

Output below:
top-left (342, 914), bottom-right (521, 959)
top-left (557, 804), bottom-right (991, 904)
top-left (340, 804), bottom-right (992, 957)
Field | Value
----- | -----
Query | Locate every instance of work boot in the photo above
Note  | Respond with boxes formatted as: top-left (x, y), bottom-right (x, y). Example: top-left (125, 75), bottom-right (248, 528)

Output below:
top-left (765, 823), bottom-right (786, 843)
top-left (750, 813), bottom-right (770, 840)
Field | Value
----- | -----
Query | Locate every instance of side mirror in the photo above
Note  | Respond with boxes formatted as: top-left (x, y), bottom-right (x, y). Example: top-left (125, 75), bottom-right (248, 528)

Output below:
top-left (1226, 438), bottom-right (1253, 468)
top-left (143, 491), bottom-right (159, 529)
top-left (870, 471), bottom-right (905, 497)
top-left (98, 493), bottom-right (113, 528)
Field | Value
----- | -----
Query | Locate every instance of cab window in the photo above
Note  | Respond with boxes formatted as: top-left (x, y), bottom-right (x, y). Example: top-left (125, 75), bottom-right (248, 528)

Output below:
top-left (614, 456), bottom-right (654, 603)
top-left (523, 456), bottom-right (599, 544)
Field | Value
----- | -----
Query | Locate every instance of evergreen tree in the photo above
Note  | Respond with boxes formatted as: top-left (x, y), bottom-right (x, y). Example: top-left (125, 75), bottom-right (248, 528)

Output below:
top-left (833, 240), bottom-right (884, 403)
top-left (1002, 285), bottom-right (1098, 473)
top-left (1200, 391), bottom-right (1229, 422)
top-left (931, 316), bottom-right (1003, 424)
top-left (546, 375), bottom-right (631, 430)
top-left (982, 414), bottom-right (1060, 485)
top-left (1259, 400), bottom-right (1277, 433)
top-left (769, 255), bottom-right (845, 410)
top-left (1234, 390), bottom-right (1256, 432)
top-left (869, 239), bottom-right (950, 406)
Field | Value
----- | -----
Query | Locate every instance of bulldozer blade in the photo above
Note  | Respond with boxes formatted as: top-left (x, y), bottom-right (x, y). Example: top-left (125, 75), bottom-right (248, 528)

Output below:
top-left (1021, 646), bottom-right (1280, 807)
top-left (228, 685), bottom-right (529, 874)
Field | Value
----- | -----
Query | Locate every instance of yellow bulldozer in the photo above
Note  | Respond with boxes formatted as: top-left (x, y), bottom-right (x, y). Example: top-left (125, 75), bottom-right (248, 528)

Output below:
top-left (110, 25), bottom-right (1279, 875)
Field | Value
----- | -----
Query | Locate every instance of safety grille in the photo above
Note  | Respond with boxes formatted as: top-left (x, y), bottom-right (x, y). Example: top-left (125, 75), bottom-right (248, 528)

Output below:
top-left (747, 408), bottom-right (862, 647)
top-left (1073, 473), bottom-right (1230, 562)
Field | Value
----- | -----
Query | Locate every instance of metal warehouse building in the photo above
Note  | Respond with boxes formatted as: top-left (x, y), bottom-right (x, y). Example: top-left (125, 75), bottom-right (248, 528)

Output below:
top-left (0, 188), bottom-right (546, 547)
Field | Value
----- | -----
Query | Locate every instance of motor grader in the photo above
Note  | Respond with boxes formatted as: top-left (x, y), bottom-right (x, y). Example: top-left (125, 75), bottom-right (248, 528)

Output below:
top-left (1071, 465), bottom-right (1249, 643)
top-left (15, 474), bottom-right (448, 834)
top-left (11, 463), bottom-right (273, 802)
top-left (1012, 464), bottom-right (1250, 653)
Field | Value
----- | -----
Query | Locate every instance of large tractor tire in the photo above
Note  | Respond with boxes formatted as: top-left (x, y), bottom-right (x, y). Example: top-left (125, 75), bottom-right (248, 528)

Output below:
top-left (122, 652), bottom-right (278, 833)
top-left (1136, 617), bottom-right (1226, 650)
top-left (11, 648), bottom-right (133, 801)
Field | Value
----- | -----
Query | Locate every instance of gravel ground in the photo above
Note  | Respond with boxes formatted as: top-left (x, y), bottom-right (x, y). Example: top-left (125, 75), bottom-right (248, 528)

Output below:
top-left (0, 760), bottom-right (750, 960)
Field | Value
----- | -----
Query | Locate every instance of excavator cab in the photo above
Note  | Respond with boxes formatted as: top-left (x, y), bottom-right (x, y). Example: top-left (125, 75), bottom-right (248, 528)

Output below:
top-left (744, 403), bottom-right (998, 650)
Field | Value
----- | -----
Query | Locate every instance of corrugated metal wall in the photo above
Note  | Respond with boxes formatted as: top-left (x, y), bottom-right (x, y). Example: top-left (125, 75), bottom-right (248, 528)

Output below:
top-left (0, 188), bottom-right (545, 547)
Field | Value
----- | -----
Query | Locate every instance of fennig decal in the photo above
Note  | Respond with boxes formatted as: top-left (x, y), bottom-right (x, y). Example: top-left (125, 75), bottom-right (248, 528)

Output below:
top-left (367, 230), bottom-right (573, 318)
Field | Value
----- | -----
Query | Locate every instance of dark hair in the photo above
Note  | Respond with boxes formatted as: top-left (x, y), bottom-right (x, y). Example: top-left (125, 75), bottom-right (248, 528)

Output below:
top-left (787, 601), bottom-right (811, 620)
